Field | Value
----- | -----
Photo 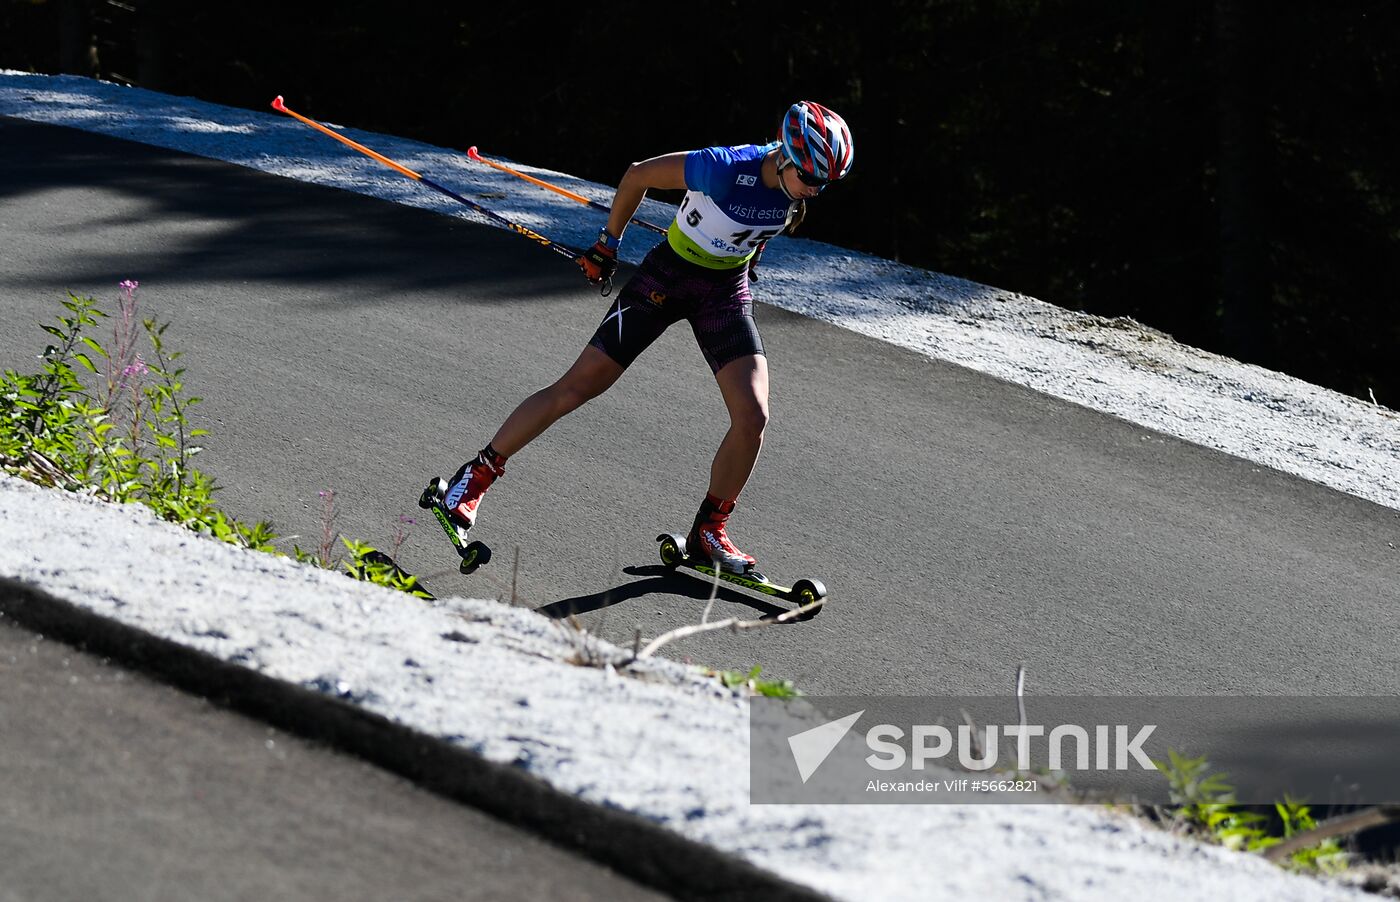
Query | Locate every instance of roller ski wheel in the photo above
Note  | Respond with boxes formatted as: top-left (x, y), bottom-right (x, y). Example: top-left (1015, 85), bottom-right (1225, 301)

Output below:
top-left (655, 533), bottom-right (827, 619)
top-left (421, 477), bottom-right (492, 576)
top-left (658, 533), bottom-right (687, 569)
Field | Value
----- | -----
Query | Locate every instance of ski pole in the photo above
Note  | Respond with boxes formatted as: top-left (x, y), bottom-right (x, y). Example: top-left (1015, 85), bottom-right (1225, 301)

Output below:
top-left (270, 96), bottom-right (580, 262)
top-left (466, 146), bottom-right (669, 236)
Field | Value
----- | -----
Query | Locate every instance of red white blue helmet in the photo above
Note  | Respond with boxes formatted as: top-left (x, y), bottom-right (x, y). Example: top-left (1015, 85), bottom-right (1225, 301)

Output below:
top-left (779, 101), bottom-right (854, 183)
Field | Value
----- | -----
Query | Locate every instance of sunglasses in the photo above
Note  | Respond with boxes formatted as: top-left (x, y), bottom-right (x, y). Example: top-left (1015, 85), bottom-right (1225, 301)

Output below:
top-left (787, 163), bottom-right (831, 191)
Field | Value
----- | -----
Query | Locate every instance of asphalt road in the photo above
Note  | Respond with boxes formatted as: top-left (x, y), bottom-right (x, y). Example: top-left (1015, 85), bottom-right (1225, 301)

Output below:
top-left (0, 616), bottom-right (667, 902)
top-left (2, 116), bottom-right (1397, 700)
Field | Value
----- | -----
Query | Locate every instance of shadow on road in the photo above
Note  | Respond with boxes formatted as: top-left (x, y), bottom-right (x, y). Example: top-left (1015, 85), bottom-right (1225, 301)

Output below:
top-left (0, 116), bottom-right (588, 307)
top-left (536, 564), bottom-right (790, 621)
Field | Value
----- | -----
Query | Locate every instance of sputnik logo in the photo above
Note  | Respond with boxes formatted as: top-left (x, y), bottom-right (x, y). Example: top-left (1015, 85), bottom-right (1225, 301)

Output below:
top-left (787, 710), bottom-right (864, 783)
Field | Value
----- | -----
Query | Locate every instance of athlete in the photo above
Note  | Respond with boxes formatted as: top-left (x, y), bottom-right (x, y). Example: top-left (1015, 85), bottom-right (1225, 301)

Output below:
top-left (434, 101), bottom-right (854, 573)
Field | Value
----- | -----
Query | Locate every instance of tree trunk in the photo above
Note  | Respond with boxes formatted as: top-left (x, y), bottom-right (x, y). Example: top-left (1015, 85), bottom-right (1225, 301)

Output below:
top-left (59, 0), bottom-right (97, 77)
top-left (1215, 0), bottom-right (1269, 361)
top-left (858, 0), bottom-right (897, 261)
top-left (137, 0), bottom-right (168, 91)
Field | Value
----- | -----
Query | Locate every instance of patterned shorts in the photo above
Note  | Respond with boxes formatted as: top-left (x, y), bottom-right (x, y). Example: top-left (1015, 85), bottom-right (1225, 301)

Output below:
top-left (588, 241), bottom-right (764, 374)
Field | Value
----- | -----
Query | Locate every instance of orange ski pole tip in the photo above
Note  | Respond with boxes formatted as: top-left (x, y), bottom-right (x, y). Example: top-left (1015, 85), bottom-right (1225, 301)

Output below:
top-left (271, 95), bottom-right (286, 112)
top-left (467, 146), bottom-right (482, 160)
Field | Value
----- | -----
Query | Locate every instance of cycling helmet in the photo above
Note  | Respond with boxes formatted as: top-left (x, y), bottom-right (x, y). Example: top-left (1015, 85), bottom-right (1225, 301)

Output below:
top-left (779, 101), bottom-right (854, 184)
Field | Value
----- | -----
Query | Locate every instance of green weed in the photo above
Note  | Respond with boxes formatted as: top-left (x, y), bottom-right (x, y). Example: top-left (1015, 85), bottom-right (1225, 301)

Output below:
top-left (0, 286), bottom-right (421, 598)
top-left (1154, 748), bottom-right (1348, 873)
top-left (715, 665), bottom-right (802, 698)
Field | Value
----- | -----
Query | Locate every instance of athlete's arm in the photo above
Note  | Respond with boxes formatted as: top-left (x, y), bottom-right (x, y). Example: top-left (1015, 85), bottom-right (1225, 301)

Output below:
top-left (605, 152), bottom-right (689, 242)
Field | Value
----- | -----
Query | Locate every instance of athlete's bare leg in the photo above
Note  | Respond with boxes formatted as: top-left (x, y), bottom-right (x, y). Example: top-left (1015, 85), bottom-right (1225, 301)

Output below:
top-left (707, 354), bottom-right (769, 500)
top-left (490, 345), bottom-right (624, 457)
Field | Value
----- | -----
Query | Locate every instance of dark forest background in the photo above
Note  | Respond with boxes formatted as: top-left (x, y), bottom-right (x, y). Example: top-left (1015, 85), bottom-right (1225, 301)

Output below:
top-left (3, 0), bottom-right (1396, 405)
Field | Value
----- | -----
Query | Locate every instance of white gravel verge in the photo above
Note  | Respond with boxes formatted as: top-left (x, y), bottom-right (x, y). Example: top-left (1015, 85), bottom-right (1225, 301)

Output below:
top-left (0, 475), bottom-right (1366, 900)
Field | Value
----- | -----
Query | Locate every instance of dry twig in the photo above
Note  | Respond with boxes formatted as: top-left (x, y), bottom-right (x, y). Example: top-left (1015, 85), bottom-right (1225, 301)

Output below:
top-left (1262, 805), bottom-right (1400, 863)
top-left (632, 594), bottom-right (825, 660)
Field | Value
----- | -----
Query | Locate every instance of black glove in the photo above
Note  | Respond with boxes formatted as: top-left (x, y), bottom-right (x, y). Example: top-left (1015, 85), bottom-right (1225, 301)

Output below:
top-left (576, 229), bottom-right (620, 294)
top-left (747, 241), bottom-right (767, 282)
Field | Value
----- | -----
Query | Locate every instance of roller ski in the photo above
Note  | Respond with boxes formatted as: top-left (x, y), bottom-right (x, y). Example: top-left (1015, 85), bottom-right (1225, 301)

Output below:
top-left (655, 533), bottom-right (826, 618)
top-left (655, 495), bottom-right (826, 618)
top-left (418, 449), bottom-right (504, 576)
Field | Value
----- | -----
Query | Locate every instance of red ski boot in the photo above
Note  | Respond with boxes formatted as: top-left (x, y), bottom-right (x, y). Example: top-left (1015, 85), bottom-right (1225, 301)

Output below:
top-left (443, 447), bottom-right (506, 531)
top-left (687, 495), bottom-right (757, 574)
